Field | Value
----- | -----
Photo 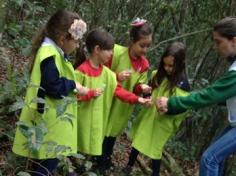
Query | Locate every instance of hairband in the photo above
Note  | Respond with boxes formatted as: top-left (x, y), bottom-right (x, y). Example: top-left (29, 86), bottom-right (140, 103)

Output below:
top-left (131, 17), bottom-right (147, 27)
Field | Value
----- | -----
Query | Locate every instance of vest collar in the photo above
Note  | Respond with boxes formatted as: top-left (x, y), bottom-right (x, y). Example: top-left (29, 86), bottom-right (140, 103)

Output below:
top-left (42, 37), bottom-right (68, 61)
top-left (229, 60), bottom-right (236, 71)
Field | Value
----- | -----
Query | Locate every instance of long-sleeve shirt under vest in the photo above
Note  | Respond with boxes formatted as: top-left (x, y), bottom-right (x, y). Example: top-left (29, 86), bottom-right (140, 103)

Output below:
top-left (105, 49), bottom-right (149, 95)
top-left (39, 56), bottom-right (76, 99)
top-left (76, 60), bottom-right (139, 103)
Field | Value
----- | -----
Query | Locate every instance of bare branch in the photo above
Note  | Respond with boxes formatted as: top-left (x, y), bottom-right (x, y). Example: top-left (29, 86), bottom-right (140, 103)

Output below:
top-left (150, 28), bottom-right (211, 51)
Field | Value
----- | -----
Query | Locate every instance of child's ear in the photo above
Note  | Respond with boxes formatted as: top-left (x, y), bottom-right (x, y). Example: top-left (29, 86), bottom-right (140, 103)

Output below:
top-left (94, 45), bottom-right (101, 54)
top-left (58, 36), bottom-right (66, 47)
top-left (232, 36), bottom-right (236, 46)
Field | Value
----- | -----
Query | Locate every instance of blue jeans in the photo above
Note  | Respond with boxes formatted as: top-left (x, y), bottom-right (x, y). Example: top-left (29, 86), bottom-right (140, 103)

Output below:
top-left (200, 125), bottom-right (236, 176)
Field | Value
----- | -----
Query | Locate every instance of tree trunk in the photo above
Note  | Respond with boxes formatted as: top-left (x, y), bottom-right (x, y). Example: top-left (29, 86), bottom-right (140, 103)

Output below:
top-left (0, 0), bottom-right (7, 41)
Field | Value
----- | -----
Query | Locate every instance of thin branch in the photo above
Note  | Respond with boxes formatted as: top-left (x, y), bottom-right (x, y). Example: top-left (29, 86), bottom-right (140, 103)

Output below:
top-left (179, 0), bottom-right (189, 30)
top-left (192, 46), bottom-right (213, 87)
top-left (170, 7), bottom-right (180, 33)
top-left (0, 131), bottom-right (14, 139)
top-left (27, 158), bottom-right (53, 176)
top-left (150, 28), bottom-right (211, 51)
top-left (230, 0), bottom-right (236, 15)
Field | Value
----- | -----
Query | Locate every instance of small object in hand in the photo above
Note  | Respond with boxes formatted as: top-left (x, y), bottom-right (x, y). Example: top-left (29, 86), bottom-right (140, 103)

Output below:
top-left (100, 83), bottom-right (106, 91)
top-left (126, 69), bottom-right (133, 73)
top-left (73, 88), bottom-right (79, 93)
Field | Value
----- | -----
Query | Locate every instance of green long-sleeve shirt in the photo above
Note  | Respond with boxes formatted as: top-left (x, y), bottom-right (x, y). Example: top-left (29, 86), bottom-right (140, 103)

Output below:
top-left (168, 70), bottom-right (236, 112)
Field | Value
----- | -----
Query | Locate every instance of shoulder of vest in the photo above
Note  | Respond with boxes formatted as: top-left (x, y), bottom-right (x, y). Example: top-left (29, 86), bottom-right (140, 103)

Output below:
top-left (102, 66), bottom-right (116, 78)
top-left (37, 45), bottom-right (60, 62)
top-left (114, 44), bottom-right (128, 54)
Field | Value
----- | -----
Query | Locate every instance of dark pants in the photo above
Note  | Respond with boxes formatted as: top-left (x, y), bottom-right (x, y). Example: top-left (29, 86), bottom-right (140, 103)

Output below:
top-left (128, 147), bottom-right (161, 176)
top-left (96, 136), bottom-right (117, 169)
top-left (31, 158), bottom-right (59, 176)
top-left (102, 136), bottom-right (116, 159)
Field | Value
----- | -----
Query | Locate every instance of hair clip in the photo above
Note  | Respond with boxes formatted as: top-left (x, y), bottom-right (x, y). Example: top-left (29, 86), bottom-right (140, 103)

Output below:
top-left (68, 19), bottom-right (87, 40)
top-left (131, 17), bottom-right (147, 27)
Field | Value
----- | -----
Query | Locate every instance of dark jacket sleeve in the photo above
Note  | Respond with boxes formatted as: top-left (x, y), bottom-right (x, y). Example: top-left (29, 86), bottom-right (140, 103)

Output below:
top-left (40, 57), bottom-right (76, 99)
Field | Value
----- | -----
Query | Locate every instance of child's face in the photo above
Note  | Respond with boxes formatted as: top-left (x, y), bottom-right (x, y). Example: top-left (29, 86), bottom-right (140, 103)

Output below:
top-left (130, 34), bottom-right (152, 57)
top-left (163, 55), bottom-right (174, 75)
top-left (61, 38), bottom-right (80, 55)
top-left (97, 49), bottom-right (113, 64)
top-left (213, 31), bottom-right (236, 58)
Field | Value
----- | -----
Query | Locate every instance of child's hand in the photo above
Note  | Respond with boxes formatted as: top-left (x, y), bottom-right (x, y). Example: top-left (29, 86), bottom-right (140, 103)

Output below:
top-left (76, 83), bottom-right (89, 95)
top-left (140, 84), bottom-right (152, 94)
top-left (138, 97), bottom-right (153, 107)
top-left (144, 97), bottom-right (153, 107)
top-left (117, 70), bottom-right (132, 81)
top-left (79, 87), bottom-right (90, 95)
top-left (93, 88), bottom-right (104, 97)
top-left (156, 97), bottom-right (168, 112)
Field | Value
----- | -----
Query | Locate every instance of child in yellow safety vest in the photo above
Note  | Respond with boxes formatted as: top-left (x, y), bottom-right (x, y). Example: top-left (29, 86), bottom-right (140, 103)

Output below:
top-left (12, 10), bottom-right (89, 176)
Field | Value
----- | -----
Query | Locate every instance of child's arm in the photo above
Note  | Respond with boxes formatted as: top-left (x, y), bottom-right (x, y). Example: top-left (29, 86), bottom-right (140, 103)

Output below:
top-left (75, 82), bottom-right (90, 95)
top-left (157, 71), bottom-right (236, 113)
top-left (77, 88), bottom-right (103, 101)
top-left (40, 57), bottom-right (77, 98)
top-left (156, 77), bottom-right (190, 115)
top-left (116, 69), bottom-right (132, 82)
top-left (114, 84), bottom-right (152, 105)
top-left (134, 83), bottom-right (152, 95)
top-left (133, 70), bottom-right (152, 95)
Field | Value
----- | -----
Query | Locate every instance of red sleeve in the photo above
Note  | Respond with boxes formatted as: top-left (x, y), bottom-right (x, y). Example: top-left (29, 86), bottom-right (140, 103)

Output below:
top-left (133, 84), bottom-right (143, 94)
top-left (77, 90), bottom-right (95, 101)
top-left (114, 84), bottom-right (139, 104)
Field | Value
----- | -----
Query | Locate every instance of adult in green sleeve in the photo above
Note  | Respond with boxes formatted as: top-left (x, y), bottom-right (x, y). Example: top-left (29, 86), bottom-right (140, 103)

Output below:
top-left (157, 17), bottom-right (236, 176)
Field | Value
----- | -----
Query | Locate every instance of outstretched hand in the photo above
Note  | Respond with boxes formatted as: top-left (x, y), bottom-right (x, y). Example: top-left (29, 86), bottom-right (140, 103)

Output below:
top-left (76, 83), bottom-right (90, 95)
top-left (140, 84), bottom-right (152, 94)
top-left (156, 97), bottom-right (169, 113)
top-left (93, 88), bottom-right (104, 97)
top-left (117, 70), bottom-right (132, 81)
top-left (138, 97), bottom-right (153, 107)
